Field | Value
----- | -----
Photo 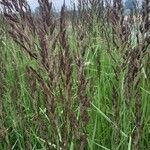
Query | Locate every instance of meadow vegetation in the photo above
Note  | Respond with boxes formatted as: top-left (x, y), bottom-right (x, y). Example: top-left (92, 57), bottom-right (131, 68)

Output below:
top-left (0, 0), bottom-right (149, 150)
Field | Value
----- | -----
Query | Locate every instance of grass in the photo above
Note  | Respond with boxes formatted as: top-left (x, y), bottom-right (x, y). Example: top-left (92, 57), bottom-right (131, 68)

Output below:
top-left (0, 0), bottom-right (150, 149)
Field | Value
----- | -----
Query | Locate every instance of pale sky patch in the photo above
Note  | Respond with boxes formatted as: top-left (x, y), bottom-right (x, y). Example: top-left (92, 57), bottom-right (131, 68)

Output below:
top-left (27, 0), bottom-right (78, 10)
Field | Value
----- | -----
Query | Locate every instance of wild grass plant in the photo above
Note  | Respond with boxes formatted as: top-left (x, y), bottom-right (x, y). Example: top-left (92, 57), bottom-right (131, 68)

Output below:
top-left (0, 0), bottom-right (149, 150)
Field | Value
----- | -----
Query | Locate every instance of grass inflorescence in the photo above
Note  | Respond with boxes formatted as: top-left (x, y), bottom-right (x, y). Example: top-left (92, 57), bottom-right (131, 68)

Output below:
top-left (0, 0), bottom-right (149, 150)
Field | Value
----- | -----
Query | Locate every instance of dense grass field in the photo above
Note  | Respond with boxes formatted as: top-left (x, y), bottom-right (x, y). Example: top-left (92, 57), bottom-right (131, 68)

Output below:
top-left (0, 0), bottom-right (150, 150)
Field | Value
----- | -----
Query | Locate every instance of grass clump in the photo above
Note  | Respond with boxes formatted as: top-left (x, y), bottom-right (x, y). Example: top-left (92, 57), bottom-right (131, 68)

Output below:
top-left (0, 0), bottom-right (149, 150)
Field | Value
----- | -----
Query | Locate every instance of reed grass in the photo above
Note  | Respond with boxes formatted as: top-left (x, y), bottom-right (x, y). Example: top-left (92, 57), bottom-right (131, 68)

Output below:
top-left (0, 0), bottom-right (149, 150)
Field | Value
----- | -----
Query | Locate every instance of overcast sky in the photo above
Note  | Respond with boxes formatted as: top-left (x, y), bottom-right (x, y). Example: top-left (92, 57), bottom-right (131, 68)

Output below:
top-left (0, 0), bottom-right (143, 11)
top-left (27, 0), bottom-right (143, 10)
top-left (27, 0), bottom-right (77, 10)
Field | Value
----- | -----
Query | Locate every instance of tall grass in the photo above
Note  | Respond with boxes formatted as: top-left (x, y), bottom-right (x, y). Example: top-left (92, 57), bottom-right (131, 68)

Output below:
top-left (0, 0), bottom-right (149, 150)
